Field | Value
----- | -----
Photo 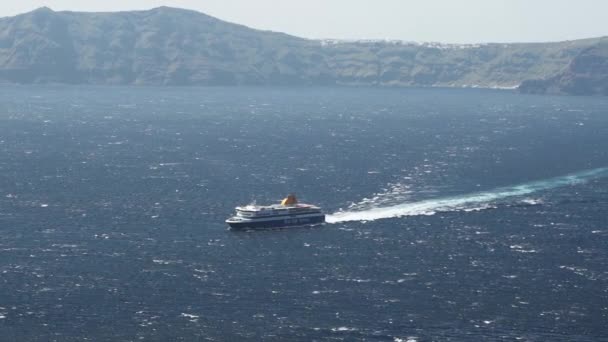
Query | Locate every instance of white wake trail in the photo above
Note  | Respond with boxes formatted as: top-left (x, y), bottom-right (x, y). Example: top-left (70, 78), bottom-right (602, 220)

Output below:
top-left (326, 167), bottom-right (608, 223)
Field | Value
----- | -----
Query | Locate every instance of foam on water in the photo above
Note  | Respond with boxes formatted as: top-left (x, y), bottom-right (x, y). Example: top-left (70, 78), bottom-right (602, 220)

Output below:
top-left (327, 167), bottom-right (608, 223)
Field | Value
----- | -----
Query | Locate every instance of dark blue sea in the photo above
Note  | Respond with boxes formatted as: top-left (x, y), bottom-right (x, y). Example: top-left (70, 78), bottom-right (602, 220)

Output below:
top-left (0, 86), bottom-right (607, 341)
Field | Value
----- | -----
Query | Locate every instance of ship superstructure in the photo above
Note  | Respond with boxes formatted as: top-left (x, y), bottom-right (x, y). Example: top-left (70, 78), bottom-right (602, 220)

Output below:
top-left (226, 194), bottom-right (325, 229)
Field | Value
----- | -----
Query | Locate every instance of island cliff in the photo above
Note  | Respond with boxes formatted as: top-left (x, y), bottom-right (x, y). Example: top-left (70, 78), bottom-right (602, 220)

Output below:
top-left (0, 7), bottom-right (606, 95)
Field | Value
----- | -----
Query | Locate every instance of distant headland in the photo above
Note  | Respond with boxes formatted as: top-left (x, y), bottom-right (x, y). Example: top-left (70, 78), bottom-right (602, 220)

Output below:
top-left (0, 7), bottom-right (606, 95)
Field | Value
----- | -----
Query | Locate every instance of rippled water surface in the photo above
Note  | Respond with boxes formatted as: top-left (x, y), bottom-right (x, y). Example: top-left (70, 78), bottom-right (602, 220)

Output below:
top-left (0, 86), bottom-right (607, 341)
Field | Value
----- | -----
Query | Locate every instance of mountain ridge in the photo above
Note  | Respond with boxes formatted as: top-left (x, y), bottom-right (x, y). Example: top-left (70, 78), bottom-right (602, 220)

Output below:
top-left (0, 7), bottom-right (606, 94)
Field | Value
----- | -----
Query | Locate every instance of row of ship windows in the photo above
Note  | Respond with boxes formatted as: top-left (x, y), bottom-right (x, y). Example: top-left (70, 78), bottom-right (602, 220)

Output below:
top-left (237, 209), bottom-right (319, 217)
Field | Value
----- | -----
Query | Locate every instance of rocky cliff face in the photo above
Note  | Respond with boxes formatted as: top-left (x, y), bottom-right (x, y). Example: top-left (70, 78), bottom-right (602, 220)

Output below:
top-left (0, 7), bottom-right (331, 85)
top-left (321, 39), bottom-right (595, 88)
top-left (519, 39), bottom-right (608, 95)
top-left (0, 7), bottom-right (604, 90)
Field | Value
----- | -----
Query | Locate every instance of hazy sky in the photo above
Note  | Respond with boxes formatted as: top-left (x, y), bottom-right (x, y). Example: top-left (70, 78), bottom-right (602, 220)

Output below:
top-left (1, 0), bottom-right (607, 43)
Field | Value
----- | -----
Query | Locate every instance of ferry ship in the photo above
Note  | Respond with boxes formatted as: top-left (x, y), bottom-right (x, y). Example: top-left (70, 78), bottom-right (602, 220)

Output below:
top-left (226, 194), bottom-right (325, 229)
